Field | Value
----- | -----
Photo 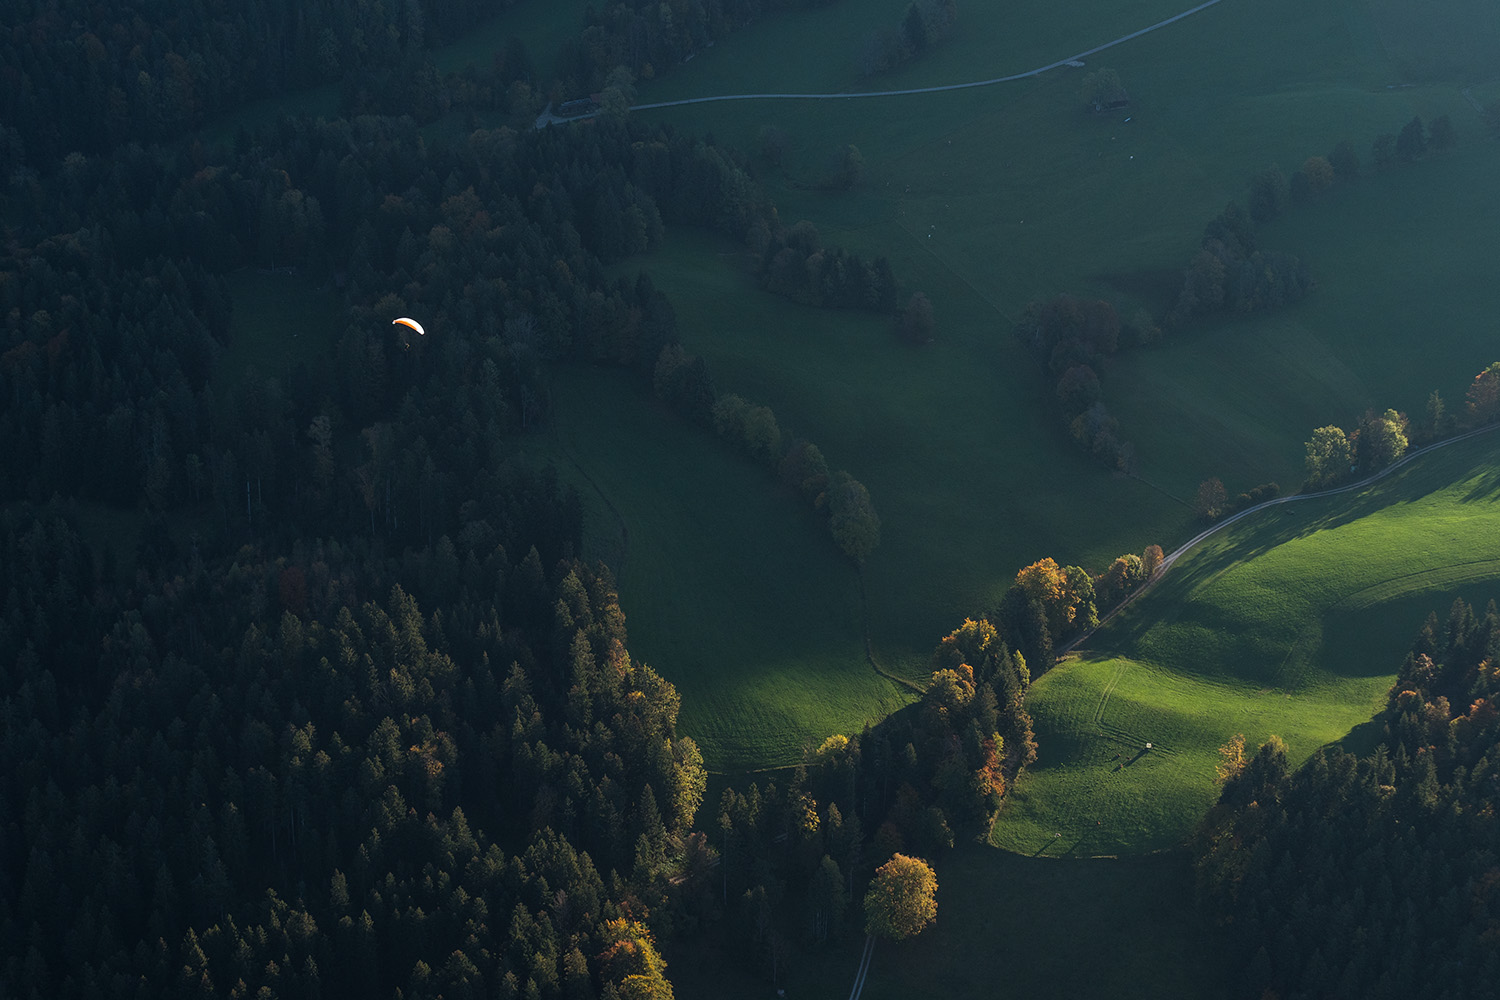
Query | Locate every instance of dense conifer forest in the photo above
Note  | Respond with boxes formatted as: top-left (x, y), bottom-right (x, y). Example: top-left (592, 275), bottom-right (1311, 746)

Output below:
top-left (0, 2), bottom-right (1010, 995)
top-left (7, 0), bottom-right (1498, 996)
top-left (1196, 598), bottom-right (1500, 1000)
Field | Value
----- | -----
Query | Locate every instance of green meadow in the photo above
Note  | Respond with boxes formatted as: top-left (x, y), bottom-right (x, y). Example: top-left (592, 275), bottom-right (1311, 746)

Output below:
top-left (993, 430), bottom-right (1500, 855)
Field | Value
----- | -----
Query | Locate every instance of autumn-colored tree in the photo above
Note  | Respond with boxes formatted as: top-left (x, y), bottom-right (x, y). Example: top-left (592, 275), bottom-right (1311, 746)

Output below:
top-left (1215, 733), bottom-right (1247, 785)
top-left (931, 617), bottom-right (1002, 679)
top-left (1142, 544), bottom-right (1165, 579)
top-left (1095, 553), bottom-right (1145, 607)
top-left (1465, 362), bottom-right (1500, 425)
top-left (1015, 558), bottom-right (1096, 638)
top-left (864, 854), bottom-right (938, 940)
top-left (1015, 557), bottom-right (1065, 609)
top-left (598, 919), bottom-right (674, 1000)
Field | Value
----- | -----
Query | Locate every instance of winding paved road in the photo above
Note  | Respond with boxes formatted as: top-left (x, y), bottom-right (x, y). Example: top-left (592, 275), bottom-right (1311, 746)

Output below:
top-left (630, 0), bottom-right (1225, 111)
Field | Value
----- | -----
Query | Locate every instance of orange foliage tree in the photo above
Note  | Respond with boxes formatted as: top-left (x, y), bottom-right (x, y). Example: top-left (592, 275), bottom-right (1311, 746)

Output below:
top-left (864, 854), bottom-right (938, 940)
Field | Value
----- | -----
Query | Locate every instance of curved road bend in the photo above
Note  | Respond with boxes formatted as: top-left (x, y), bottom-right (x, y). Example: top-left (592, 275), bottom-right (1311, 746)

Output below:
top-left (1061, 421), bottom-right (1500, 656)
top-left (631, 0), bottom-right (1225, 111)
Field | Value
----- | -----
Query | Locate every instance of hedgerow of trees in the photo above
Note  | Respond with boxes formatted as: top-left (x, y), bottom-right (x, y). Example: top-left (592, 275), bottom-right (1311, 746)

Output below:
top-left (1015, 294), bottom-right (1135, 471)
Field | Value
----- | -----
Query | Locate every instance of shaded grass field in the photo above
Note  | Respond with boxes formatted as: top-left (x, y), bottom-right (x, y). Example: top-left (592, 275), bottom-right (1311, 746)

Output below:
top-left (992, 430), bottom-right (1500, 855)
top-left (638, 229), bottom-right (1190, 686)
top-left (545, 367), bottom-right (910, 770)
top-left (667, 843), bottom-right (1231, 1000)
top-left (613, 0), bottom-right (1500, 696)
top-left (1112, 137), bottom-right (1500, 499)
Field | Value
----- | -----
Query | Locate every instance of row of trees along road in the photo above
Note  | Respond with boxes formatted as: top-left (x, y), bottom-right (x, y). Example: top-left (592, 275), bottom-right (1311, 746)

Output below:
top-left (1303, 362), bottom-right (1500, 491)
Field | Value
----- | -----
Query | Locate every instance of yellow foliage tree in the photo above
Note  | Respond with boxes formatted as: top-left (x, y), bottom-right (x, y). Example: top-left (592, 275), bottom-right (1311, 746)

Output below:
top-left (1216, 733), bottom-right (1247, 785)
top-left (864, 853), bottom-right (938, 940)
top-left (598, 918), bottom-right (673, 999)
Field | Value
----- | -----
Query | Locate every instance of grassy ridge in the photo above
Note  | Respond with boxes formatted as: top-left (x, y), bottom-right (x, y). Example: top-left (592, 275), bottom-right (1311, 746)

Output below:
top-left (993, 431), bottom-right (1500, 855)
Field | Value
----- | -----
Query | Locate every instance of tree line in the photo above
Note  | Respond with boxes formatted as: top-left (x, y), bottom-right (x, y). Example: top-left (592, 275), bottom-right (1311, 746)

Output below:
top-left (0, 4), bottom-right (962, 997)
top-left (1302, 361), bottom-right (1500, 491)
top-left (1171, 112), bottom-right (1457, 330)
top-left (0, 485), bottom-right (1055, 997)
top-left (651, 347), bottom-right (881, 562)
top-left (1194, 596), bottom-right (1500, 999)
top-left (996, 546), bottom-right (1164, 670)
top-left (1, 103), bottom-right (914, 545)
top-left (1022, 111), bottom-right (1461, 473)
top-left (1015, 294), bottom-right (1151, 471)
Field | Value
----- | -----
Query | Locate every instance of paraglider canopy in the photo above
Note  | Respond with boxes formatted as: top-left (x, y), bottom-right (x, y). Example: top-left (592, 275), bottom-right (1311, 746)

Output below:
top-left (393, 317), bottom-right (426, 336)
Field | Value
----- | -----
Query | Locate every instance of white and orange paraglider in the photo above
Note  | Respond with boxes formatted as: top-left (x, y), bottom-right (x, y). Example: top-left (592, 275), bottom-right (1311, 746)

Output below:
top-left (392, 317), bottom-right (426, 336)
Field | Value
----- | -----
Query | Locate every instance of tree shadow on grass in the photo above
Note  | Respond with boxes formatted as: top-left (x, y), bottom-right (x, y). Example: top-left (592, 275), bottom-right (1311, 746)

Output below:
top-left (1461, 463), bottom-right (1500, 503)
top-left (1336, 715), bottom-right (1388, 758)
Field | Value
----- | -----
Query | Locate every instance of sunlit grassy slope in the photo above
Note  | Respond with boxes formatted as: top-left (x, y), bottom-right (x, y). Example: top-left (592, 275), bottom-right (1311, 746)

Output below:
top-left (992, 430), bottom-right (1500, 855)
